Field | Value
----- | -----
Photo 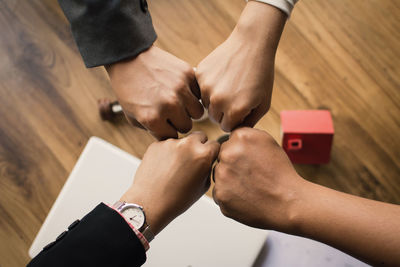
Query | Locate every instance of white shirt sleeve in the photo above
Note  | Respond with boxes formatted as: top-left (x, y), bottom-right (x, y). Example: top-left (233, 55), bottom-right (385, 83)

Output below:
top-left (246, 0), bottom-right (299, 17)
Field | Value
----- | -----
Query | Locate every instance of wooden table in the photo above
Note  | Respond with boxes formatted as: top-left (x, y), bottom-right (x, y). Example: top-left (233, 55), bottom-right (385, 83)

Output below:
top-left (0, 0), bottom-right (399, 266)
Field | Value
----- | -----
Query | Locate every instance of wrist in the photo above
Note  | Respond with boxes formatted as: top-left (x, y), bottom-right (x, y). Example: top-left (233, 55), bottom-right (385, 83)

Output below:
top-left (120, 192), bottom-right (166, 236)
top-left (233, 1), bottom-right (287, 55)
top-left (105, 45), bottom-right (155, 77)
top-left (281, 177), bottom-right (315, 235)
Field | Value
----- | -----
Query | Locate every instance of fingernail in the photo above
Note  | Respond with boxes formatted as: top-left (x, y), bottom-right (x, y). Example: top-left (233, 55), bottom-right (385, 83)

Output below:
top-left (217, 134), bottom-right (230, 144)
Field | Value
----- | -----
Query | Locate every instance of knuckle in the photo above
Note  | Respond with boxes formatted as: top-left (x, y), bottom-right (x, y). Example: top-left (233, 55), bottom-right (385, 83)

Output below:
top-left (164, 138), bottom-right (176, 146)
top-left (210, 94), bottom-right (224, 106)
top-left (214, 165), bottom-right (226, 180)
top-left (220, 144), bottom-right (243, 163)
top-left (140, 113), bottom-right (159, 128)
top-left (195, 62), bottom-right (205, 76)
top-left (221, 120), bottom-right (234, 133)
top-left (183, 65), bottom-right (195, 79)
top-left (164, 94), bottom-right (180, 108)
top-left (191, 146), bottom-right (214, 167)
top-left (174, 80), bottom-right (187, 93)
top-left (198, 81), bottom-right (211, 98)
top-left (232, 127), bottom-right (254, 141)
top-left (218, 147), bottom-right (231, 162)
top-left (219, 205), bottom-right (231, 218)
top-left (190, 131), bottom-right (207, 141)
top-left (196, 148), bottom-right (213, 166)
top-left (199, 80), bottom-right (211, 91)
top-left (195, 72), bottom-right (204, 86)
top-left (229, 105), bottom-right (247, 118)
top-left (215, 189), bottom-right (230, 206)
top-left (147, 141), bottom-right (159, 152)
top-left (200, 85), bottom-right (210, 97)
top-left (176, 137), bottom-right (189, 150)
top-left (213, 187), bottom-right (223, 203)
top-left (180, 122), bottom-right (192, 133)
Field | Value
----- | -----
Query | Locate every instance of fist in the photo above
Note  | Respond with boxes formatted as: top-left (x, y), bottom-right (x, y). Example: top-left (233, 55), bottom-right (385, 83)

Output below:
top-left (196, 1), bottom-right (286, 132)
top-left (121, 132), bottom-right (220, 235)
top-left (107, 46), bottom-right (204, 140)
top-left (213, 127), bottom-right (305, 233)
top-left (196, 37), bottom-right (273, 132)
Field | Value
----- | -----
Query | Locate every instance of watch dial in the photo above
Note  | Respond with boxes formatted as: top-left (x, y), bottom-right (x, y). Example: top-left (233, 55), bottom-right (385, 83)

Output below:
top-left (121, 206), bottom-right (145, 229)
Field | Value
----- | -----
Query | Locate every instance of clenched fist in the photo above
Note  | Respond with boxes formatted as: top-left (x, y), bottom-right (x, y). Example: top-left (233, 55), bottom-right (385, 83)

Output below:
top-left (213, 128), bottom-right (400, 267)
top-left (213, 127), bottom-right (305, 233)
top-left (196, 2), bottom-right (286, 132)
top-left (121, 132), bottom-right (220, 235)
top-left (106, 46), bottom-right (204, 140)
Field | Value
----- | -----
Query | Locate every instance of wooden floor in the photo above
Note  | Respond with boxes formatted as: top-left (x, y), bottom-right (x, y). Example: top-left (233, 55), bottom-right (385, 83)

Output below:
top-left (0, 0), bottom-right (399, 266)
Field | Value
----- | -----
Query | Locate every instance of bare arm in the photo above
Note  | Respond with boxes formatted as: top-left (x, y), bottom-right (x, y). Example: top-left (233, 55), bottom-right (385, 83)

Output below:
top-left (296, 181), bottom-right (400, 266)
top-left (213, 127), bottom-right (400, 267)
top-left (196, 1), bottom-right (287, 132)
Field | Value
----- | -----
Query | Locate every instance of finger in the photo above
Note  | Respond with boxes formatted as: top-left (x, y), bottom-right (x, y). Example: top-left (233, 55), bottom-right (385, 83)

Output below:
top-left (148, 120), bottom-right (178, 140)
top-left (186, 131), bottom-right (208, 143)
top-left (240, 101), bottom-right (270, 128)
top-left (212, 163), bottom-right (222, 205)
top-left (211, 164), bottom-right (216, 183)
top-left (217, 139), bottom-right (231, 162)
top-left (204, 172), bottom-right (212, 193)
top-left (167, 104), bottom-right (193, 133)
top-left (220, 105), bottom-right (252, 132)
top-left (204, 141), bottom-right (219, 189)
top-left (217, 134), bottom-right (230, 145)
top-left (194, 68), bottom-right (210, 109)
top-left (200, 89), bottom-right (210, 109)
top-left (204, 140), bottom-right (221, 162)
top-left (208, 103), bottom-right (224, 124)
top-left (189, 75), bottom-right (201, 99)
top-left (125, 114), bottom-right (146, 129)
top-left (185, 67), bottom-right (201, 100)
top-left (212, 185), bottom-right (219, 205)
top-left (181, 85), bottom-right (204, 119)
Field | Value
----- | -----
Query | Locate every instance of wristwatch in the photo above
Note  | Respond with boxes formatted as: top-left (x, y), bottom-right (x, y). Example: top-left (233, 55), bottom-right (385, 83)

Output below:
top-left (112, 201), bottom-right (155, 242)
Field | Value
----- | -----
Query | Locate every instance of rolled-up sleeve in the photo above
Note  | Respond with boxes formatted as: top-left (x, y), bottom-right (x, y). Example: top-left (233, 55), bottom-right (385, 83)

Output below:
top-left (247, 0), bottom-right (299, 17)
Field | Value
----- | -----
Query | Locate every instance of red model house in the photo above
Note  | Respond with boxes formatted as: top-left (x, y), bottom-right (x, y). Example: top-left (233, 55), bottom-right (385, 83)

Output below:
top-left (281, 110), bottom-right (334, 164)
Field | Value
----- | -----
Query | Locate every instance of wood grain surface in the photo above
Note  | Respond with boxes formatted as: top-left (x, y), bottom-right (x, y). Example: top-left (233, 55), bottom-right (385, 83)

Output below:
top-left (0, 0), bottom-right (399, 266)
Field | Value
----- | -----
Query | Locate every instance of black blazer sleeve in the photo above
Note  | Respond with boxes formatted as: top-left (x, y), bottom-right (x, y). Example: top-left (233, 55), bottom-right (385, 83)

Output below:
top-left (27, 203), bottom-right (147, 267)
top-left (58, 0), bottom-right (157, 68)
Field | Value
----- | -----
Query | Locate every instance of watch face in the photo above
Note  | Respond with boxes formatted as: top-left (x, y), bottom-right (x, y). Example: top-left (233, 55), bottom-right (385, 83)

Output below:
top-left (121, 205), bottom-right (145, 229)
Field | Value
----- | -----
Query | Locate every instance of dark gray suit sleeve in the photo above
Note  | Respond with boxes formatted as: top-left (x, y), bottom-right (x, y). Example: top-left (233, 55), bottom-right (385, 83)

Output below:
top-left (58, 0), bottom-right (157, 68)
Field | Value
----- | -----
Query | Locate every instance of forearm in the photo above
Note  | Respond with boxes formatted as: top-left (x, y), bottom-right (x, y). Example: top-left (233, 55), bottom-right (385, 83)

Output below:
top-left (234, 1), bottom-right (287, 55)
top-left (294, 181), bottom-right (400, 266)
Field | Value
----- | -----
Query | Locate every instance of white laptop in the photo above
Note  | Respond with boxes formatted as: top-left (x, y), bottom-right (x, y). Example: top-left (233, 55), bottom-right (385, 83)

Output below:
top-left (29, 137), bottom-right (267, 266)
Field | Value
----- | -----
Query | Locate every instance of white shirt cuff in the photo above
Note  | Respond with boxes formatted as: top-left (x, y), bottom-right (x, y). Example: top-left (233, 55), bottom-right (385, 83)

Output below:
top-left (246, 0), bottom-right (298, 17)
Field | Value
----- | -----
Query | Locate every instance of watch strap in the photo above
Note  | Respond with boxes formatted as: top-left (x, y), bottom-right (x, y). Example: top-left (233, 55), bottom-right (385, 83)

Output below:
top-left (112, 200), bottom-right (125, 210)
top-left (142, 225), bottom-right (155, 242)
top-left (112, 201), bottom-right (155, 243)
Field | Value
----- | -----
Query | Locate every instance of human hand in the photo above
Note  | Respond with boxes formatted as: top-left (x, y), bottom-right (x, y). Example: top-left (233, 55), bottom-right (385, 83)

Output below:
top-left (214, 128), bottom-right (400, 267)
top-left (212, 127), bottom-right (306, 233)
top-left (121, 132), bottom-right (220, 235)
top-left (106, 46), bottom-right (204, 140)
top-left (196, 1), bottom-right (286, 132)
